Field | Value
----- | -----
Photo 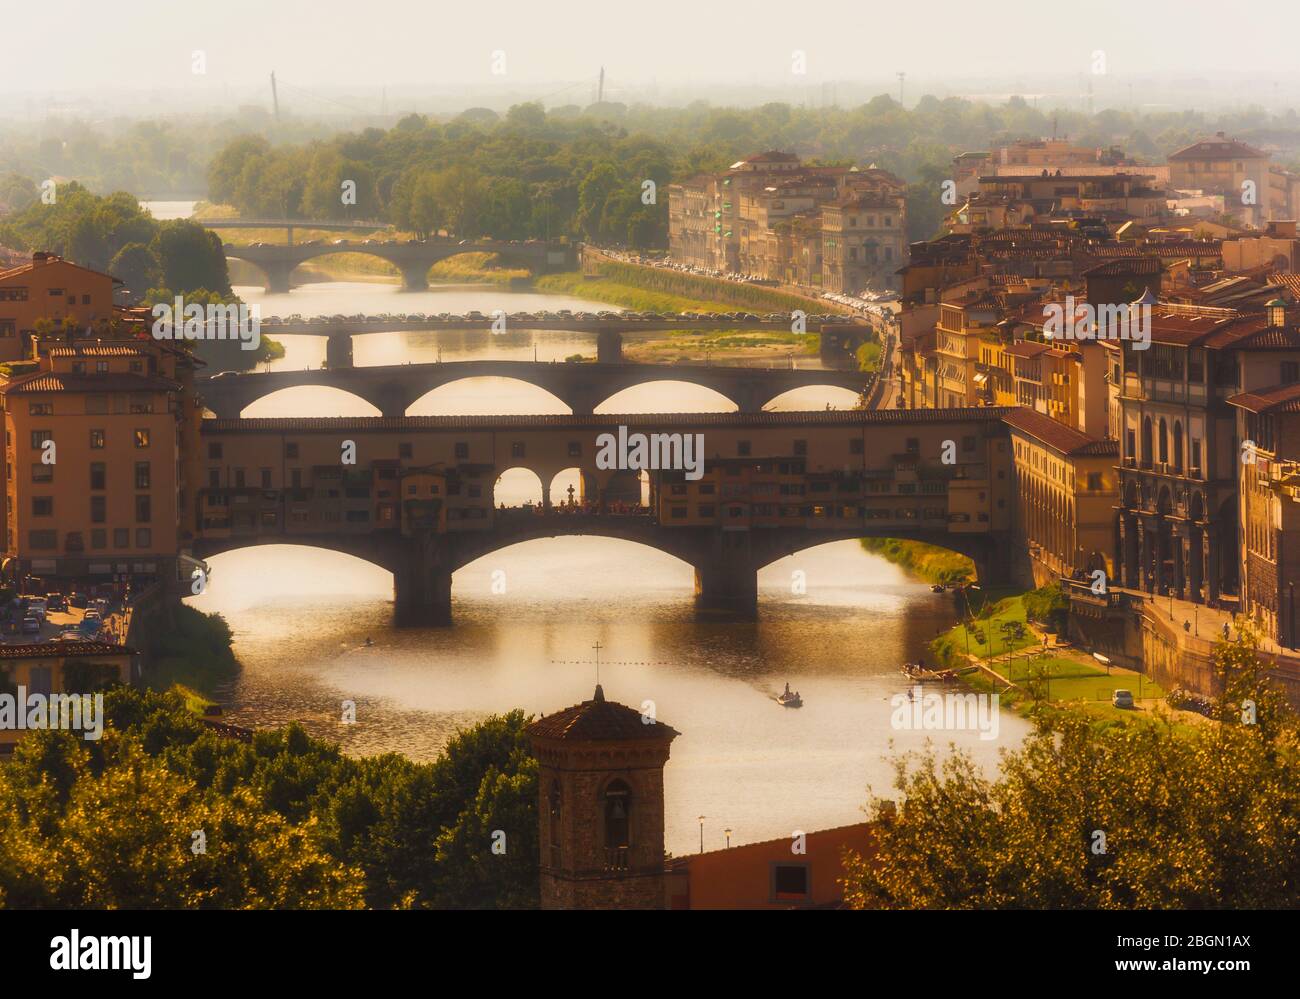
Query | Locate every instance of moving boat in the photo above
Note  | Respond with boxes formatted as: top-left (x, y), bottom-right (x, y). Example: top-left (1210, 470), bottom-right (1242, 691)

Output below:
top-left (776, 683), bottom-right (803, 708)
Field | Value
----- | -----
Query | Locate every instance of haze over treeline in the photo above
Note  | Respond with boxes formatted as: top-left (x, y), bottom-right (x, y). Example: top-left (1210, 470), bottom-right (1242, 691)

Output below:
top-left (5, 98), bottom-right (1300, 249)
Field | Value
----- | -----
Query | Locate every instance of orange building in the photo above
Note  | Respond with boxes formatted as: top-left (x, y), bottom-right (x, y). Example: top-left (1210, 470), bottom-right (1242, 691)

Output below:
top-left (0, 253), bottom-right (120, 362)
top-left (0, 641), bottom-right (134, 759)
top-left (0, 339), bottom-right (195, 586)
top-left (665, 823), bottom-right (877, 909)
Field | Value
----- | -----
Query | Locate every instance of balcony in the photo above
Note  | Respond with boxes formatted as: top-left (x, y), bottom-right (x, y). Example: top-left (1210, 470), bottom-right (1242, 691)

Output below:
top-left (603, 847), bottom-right (630, 872)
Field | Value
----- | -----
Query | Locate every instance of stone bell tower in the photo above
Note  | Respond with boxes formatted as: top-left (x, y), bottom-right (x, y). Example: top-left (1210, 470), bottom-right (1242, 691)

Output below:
top-left (528, 685), bottom-right (679, 909)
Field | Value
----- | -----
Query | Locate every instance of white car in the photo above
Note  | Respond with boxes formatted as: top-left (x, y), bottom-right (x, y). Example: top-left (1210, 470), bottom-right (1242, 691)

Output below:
top-left (1111, 689), bottom-right (1135, 709)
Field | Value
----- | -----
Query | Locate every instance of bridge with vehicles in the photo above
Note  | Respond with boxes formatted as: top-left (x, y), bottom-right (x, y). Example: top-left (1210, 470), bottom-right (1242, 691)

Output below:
top-left (195, 217), bottom-right (394, 234)
top-left (252, 314), bottom-right (864, 336)
top-left (245, 313), bottom-right (876, 370)
top-left (189, 408), bottom-right (1022, 624)
top-left (195, 358), bottom-right (874, 417)
top-left (220, 237), bottom-right (576, 292)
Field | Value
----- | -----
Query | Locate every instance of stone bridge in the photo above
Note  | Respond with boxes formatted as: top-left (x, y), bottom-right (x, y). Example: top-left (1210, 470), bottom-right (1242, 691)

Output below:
top-left (222, 239), bottom-right (574, 292)
top-left (192, 513), bottom-right (1010, 626)
top-left (196, 360), bottom-right (872, 417)
top-left (189, 407), bottom-right (1021, 624)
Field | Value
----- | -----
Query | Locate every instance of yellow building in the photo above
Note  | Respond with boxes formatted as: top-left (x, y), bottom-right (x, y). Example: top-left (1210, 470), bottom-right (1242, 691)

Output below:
top-left (1004, 407), bottom-right (1119, 583)
top-left (0, 253), bottom-right (120, 362)
top-left (0, 641), bottom-right (134, 758)
top-left (1, 338), bottom-right (195, 585)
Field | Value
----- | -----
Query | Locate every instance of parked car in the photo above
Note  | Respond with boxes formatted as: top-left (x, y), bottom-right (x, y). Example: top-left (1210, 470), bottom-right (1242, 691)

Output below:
top-left (21, 616), bottom-right (40, 635)
top-left (1111, 689), bottom-right (1135, 709)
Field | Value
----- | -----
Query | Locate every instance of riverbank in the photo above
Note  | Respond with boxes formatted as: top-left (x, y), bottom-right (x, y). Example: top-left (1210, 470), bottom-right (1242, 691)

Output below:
top-left (578, 254), bottom-right (851, 315)
top-left (926, 589), bottom-right (1177, 724)
top-left (859, 538), bottom-right (973, 585)
top-left (535, 270), bottom-right (739, 314)
top-left (141, 602), bottom-right (239, 696)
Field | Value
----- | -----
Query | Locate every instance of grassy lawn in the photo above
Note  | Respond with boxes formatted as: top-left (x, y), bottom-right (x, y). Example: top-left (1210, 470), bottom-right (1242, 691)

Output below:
top-left (931, 591), bottom-right (1039, 662)
top-left (930, 591), bottom-right (1173, 725)
top-left (535, 272), bottom-right (738, 314)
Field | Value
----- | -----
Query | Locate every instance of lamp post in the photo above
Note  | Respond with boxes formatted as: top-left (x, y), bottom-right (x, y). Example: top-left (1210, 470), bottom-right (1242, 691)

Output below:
top-left (724, 827), bottom-right (733, 849)
top-left (698, 815), bottom-right (705, 854)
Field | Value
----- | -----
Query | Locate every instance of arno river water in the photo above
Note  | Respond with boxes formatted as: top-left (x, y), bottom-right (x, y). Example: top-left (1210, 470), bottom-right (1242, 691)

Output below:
top-left (183, 277), bottom-right (1031, 855)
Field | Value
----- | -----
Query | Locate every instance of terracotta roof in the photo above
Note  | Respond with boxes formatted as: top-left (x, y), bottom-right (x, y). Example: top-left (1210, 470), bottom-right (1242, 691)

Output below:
top-left (1081, 257), bottom-right (1163, 277)
top-left (48, 344), bottom-right (148, 357)
top-left (1227, 382), bottom-right (1300, 414)
top-left (1168, 137), bottom-right (1266, 161)
top-left (1003, 407), bottom-right (1118, 457)
top-left (0, 641), bottom-right (133, 659)
top-left (2, 372), bottom-right (180, 394)
top-left (527, 686), bottom-right (679, 743)
top-left (0, 253), bottom-right (123, 285)
top-left (1006, 340), bottom-right (1052, 358)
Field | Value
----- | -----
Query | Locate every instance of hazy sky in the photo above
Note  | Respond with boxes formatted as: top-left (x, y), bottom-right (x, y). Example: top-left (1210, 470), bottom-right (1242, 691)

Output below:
top-left (4, 0), bottom-right (1299, 102)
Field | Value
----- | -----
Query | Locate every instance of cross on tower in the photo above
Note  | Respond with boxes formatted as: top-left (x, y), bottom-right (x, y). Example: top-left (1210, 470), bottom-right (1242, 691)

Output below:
top-left (592, 640), bottom-right (603, 686)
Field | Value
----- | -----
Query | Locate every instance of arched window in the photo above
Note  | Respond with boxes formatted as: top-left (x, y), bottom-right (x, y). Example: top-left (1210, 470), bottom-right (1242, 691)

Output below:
top-left (1158, 418), bottom-right (1168, 464)
top-left (1173, 421), bottom-right (1184, 472)
top-left (604, 779), bottom-right (631, 849)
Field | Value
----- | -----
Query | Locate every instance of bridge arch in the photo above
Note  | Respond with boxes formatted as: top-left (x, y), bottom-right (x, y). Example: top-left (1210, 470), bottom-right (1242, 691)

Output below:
top-left (240, 385), bottom-right (382, 418)
top-left (594, 379), bottom-right (739, 414)
top-left (407, 377), bottom-right (572, 417)
top-left (548, 467), bottom-right (599, 508)
top-left (494, 466), bottom-right (546, 508)
top-left (762, 384), bottom-right (863, 411)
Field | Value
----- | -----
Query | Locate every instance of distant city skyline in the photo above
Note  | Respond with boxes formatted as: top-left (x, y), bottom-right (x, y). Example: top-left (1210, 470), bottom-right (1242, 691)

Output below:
top-left (5, 0), bottom-right (1300, 115)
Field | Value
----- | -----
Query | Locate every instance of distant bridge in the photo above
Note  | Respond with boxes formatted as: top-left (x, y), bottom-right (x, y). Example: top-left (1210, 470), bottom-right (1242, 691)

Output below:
top-left (221, 238), bottom-right (575, 292)
top-left (196, 359), bottom-right (872, 417)
top-left (254, 315), bottom-right (860, 336)
top-left (195, 217), bottom-right (393, 233)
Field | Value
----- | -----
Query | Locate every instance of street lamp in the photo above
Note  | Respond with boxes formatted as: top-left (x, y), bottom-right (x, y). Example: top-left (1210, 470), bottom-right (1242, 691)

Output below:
top-left (724, 827), bottom-right (733, 849)
top-left (698, 815), bottom-right (705, 854)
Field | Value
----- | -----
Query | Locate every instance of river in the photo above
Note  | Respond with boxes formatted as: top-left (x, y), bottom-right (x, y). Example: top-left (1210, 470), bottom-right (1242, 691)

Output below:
top-left (181, 276), bottom-right (1028, 856)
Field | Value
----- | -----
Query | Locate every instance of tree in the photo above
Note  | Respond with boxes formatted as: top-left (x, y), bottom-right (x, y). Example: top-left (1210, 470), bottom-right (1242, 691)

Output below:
top-left (842, 637), bottom-right (1300, 909)
top-left (108, 243), bottom-right (162, 302)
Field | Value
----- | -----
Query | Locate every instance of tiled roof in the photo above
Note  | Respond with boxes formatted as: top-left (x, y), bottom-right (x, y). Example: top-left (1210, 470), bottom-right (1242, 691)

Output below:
top-left (1081, 257), bottom-right (1163, 276)
top-left (1168, 137), bottom-right (1266, 161)
top-left (1006, 341), bottom-right (1052, 358)
top-left (1003, 407), bottom-right (1117, 457)
top-left (527, 686), bottom-right (680, 743)
top-left (1227, 382), bottom-right (1300, 414)
top-left (48, 345), bottom-right (148, 357)
top-left (0, 641), bottom-right (133, 658)
top-left (2, 372), bottom-right (180, 394)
